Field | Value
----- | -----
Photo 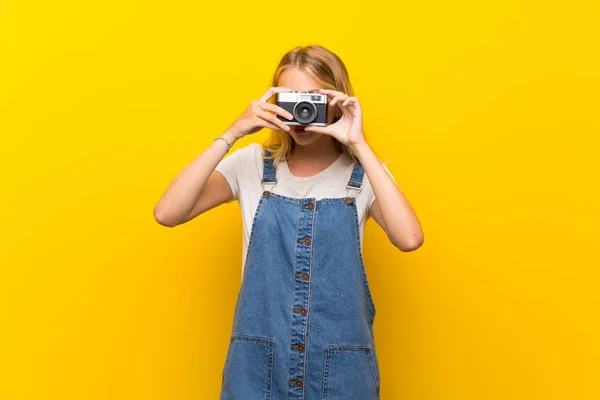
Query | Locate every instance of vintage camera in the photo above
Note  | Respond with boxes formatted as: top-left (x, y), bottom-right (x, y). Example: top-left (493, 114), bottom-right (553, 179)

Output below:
top-left (276, 91), bottom-right (328, 126)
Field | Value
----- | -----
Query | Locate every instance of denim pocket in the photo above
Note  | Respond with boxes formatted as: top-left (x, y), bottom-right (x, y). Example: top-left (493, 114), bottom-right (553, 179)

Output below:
top-left (322, 345), bottom-right (380, 400)
top-left (220, 335), bottom-right (274, 400)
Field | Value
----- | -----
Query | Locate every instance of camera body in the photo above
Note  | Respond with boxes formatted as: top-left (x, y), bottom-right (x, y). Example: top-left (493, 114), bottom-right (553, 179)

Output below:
top-left (276, 91), bottom-right (328, 126)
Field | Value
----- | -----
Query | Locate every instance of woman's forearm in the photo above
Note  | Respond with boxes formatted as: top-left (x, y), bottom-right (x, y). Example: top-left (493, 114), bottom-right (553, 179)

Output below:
top-left (153, 87), bottom-right (296, 227)
top-left (353, 142), bottom-right (424, 250)
top-left (153, 129), bottom-right (240, 226)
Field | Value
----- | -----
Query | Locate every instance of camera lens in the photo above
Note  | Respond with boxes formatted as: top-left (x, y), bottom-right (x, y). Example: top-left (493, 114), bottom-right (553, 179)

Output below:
top-left (293, 101), bottom-right (317, 124)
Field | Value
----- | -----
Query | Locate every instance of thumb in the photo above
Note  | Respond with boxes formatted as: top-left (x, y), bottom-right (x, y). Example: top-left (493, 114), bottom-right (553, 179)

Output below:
top-left (303, 126), bottom-right (330, 134)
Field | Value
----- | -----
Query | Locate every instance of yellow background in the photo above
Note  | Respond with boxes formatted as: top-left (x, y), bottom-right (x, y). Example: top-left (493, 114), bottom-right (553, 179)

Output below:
top-left (1, 0), bottom-right (599, 399)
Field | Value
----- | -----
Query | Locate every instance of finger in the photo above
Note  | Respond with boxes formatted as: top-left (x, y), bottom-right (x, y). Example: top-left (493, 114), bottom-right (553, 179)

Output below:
top-left (342, 97), bottom-right (357, 107)
top-left (259, 87), bottom-right (293, 103)
top-left (262, 120), bottom-right (285, 131)
top-left (253, 116), bottom-right (286, 132)
top-left (319, 88), bottom-right (346, 99)
top-left (257, 111), bottom-right (291, 131)
top-left (258, 102), bottom-right (294, 120)
top-left (330, 94), bottom-right (349, 107)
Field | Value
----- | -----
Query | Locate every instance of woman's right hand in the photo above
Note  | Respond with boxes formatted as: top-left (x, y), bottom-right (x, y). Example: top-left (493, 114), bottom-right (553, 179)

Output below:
top-left (225, 87), bottom-right (295, 139)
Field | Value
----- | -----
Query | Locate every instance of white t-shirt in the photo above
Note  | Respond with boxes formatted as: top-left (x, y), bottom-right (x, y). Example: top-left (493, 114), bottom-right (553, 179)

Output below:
top-left (215, 142), bottom-right (395, 279)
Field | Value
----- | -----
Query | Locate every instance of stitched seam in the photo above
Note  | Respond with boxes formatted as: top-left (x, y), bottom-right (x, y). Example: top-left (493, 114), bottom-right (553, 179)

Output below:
top-left (303, 200), bottom-right (317, 400)
top-left (287, 204), bottom-right (304, 395)
top-left (242, 196), bottom-right (266, 280)
top-left (230, 334), bottom-right (273, 344)
top-left (322, 345), bottom-right (378, 399)
top-left (367, 347), bottom-right (380, 392)
top-left (351, 202), bottom-right (376, 317)
top-left (267, 191), bottom-right (350, 204)
top-left (328, 347), bottom-right (369, 352)
top-left (226, 335), bottom-right (275, 399)
top-left (322, 347), bottom-right (331, 400)
top-left (266, 340), bottom-right (274, 400)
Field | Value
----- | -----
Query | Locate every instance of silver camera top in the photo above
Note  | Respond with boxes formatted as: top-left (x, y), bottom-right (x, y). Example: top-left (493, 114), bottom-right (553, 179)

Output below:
top-left (277, 92), bottom-right (328, 104)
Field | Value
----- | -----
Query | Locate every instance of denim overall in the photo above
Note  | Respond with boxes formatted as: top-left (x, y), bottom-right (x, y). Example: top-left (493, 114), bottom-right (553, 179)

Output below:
top-left (220, 150), bottom-right (380, 400)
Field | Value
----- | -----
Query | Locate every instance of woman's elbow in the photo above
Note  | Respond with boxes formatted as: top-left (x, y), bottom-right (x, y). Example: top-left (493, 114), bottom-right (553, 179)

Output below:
top-left (391, 232), bottom-right (424, 252)
top-left (153, 206), bottom-right (178, 228)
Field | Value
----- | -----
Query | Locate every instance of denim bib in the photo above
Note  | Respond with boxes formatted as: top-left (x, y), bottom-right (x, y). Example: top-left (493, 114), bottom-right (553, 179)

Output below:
top-left (220, 149), bottom-right (380, 400)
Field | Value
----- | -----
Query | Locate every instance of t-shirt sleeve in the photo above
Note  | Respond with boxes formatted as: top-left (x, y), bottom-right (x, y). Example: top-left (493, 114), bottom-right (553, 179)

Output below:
top-left (366, 163), bottom-right (397, 218)
top-left (214, 147), bottom-right (243, 203)
top-left (214, 143), bottom-right (259, 203)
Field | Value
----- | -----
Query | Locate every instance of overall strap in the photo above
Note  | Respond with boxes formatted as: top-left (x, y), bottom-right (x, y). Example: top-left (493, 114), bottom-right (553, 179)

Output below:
top-left (262, 149), bottom-right (277, 190)
top-left (346, 159), bottom-right (365, 197)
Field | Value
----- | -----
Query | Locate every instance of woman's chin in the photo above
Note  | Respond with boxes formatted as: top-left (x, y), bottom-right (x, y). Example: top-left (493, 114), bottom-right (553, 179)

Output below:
top-left (291, 127), bottom-right (312, 139)
top-left (291, 131), bottom-right (328, 149)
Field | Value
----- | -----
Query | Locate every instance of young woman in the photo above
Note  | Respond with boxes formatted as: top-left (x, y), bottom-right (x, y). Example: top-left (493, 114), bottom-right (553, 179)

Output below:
top-left (154, 45), bottom-right (423, 400)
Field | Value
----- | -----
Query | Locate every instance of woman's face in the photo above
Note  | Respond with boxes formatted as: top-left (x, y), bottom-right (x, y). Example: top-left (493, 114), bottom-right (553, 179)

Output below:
top-left (277, 67), bottom-right (336, 147)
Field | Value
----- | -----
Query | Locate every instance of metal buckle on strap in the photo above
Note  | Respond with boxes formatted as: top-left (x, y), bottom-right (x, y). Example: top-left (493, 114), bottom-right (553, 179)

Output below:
top-left (346, 182), bottom-right (362, 198)
top-left (262, 179), bottom-right (277, 191)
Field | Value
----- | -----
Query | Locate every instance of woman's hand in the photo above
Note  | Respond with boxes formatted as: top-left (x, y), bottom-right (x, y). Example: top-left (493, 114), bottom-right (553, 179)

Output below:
top-left (304, 89), bottom-right (367, 148)
top-left (225, 87), bottom-right (294, 139)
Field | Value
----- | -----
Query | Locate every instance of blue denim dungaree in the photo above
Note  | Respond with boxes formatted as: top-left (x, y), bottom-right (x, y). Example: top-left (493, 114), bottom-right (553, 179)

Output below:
top-left (220, 149), bottom-right (380, 400)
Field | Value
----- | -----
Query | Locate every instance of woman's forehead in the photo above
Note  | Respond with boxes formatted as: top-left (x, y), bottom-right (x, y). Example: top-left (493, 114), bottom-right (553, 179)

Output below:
top-left (278, 68), bottom-right (322, 92)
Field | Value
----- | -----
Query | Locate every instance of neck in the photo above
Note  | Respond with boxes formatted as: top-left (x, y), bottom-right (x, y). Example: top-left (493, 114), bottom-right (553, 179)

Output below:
top-left (289, 136), bottom-right (342, 163)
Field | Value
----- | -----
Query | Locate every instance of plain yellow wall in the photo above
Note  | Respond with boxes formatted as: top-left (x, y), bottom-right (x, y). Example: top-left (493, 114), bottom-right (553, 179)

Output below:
top-left (1, 0), bottom-right (599, 399)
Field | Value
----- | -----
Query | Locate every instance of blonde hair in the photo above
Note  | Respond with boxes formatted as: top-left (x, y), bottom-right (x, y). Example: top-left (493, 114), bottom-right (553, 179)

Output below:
top-left (261, 45), bottom-right (364, 165)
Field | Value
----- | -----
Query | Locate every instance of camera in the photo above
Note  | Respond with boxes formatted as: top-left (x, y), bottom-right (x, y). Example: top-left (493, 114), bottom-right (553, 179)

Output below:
top-left (276, 91), bottom-right (328, 126)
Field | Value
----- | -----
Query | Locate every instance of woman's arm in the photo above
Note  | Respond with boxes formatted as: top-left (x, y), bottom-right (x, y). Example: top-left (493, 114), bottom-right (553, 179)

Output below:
top-left (354, 143), bottom-right (424, 252)
top-left (153, 87), bottom-right (294, 227)
top-left (153, 129), bottom-right (239, 227)
top-left (304, 88), bottom-right (423, 251)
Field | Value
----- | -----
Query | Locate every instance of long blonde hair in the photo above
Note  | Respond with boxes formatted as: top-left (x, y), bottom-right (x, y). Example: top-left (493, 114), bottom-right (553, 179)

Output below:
top-left (261, 45), bottom-right (363, 165)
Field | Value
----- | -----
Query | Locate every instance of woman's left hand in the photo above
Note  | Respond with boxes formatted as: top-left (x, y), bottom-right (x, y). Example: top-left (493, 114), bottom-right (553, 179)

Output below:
top-left (304, 89), bottom-right (367, 148)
